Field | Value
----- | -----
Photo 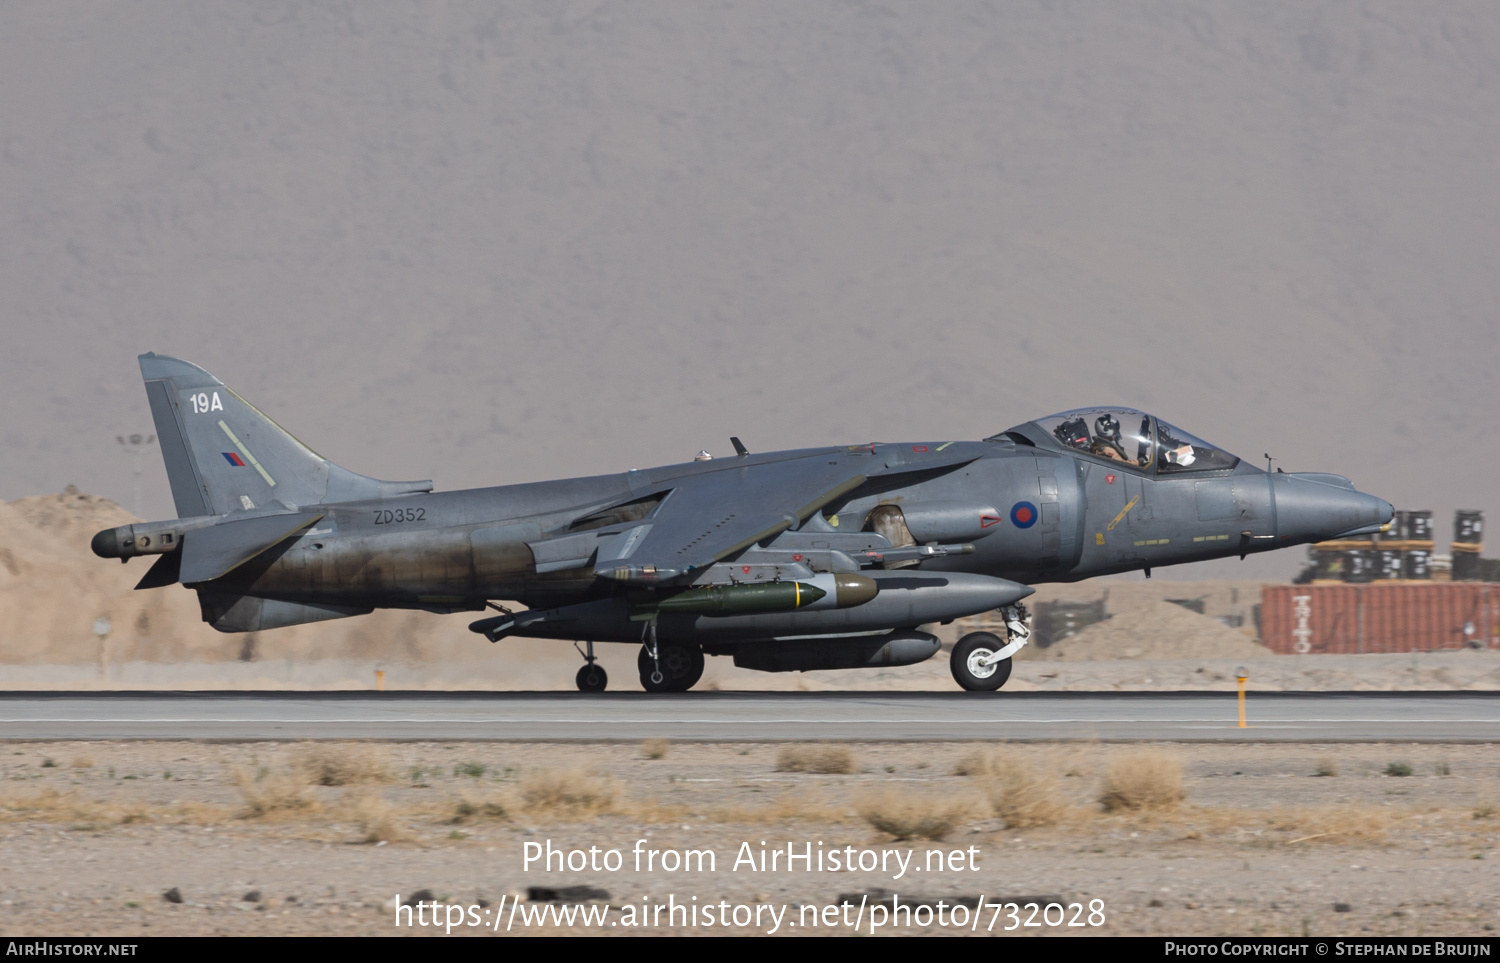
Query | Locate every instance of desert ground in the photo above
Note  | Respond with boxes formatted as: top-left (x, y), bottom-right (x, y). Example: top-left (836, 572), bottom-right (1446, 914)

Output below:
top-left (0, 740), bottom-right (1496, 937)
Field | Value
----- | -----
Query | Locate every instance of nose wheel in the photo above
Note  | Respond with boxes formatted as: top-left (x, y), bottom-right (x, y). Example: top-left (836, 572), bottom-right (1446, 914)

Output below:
top-left (950, 603), bottom-right (1030, 692)
top-left (950, 633), bottom-right (1014, 691)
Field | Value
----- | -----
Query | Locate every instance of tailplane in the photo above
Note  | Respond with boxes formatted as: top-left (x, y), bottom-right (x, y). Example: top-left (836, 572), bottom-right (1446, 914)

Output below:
top-left (139, 353), bottom-right (431, 517)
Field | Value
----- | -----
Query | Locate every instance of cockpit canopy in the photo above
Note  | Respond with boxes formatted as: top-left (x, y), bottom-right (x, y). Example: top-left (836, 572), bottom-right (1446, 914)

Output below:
top-left (995, 408), bottom-right (1240, 474)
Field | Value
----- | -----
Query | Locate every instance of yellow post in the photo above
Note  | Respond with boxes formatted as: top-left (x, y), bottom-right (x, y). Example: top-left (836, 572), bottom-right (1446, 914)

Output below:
top-left (1235, 665), bottom-right (1248, 728)
top-left (376, 669), bottom-right (385, 692)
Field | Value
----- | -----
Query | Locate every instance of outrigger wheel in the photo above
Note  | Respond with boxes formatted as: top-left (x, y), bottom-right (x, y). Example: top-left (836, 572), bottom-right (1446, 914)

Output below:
top-left (638, 640), bottom-right (705, 693)
top-left (575, 662), bottom-right (608, 693)
top-left (573, 640), bottom-right (607, 692)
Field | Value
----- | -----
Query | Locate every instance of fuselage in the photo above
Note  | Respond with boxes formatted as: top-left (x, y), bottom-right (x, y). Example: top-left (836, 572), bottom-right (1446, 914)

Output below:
top-left (186, 426), bottom-right (1390, 630)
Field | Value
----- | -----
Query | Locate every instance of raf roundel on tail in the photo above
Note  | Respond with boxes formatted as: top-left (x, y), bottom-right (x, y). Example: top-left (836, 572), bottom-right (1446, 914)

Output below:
top-left (93, 361), bottom-right (1393, 692)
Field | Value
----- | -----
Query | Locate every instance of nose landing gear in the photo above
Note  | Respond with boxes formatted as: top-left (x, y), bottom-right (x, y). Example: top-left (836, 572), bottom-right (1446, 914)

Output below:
top-left (950, 602), bottom-right (1031, 692)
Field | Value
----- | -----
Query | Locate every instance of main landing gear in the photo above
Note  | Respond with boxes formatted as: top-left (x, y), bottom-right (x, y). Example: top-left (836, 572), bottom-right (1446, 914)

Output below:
top-left (950, 602), bottom-right (1031, 692)
top-left (569, 626), bottom-right (706, 693)
top-left (638, 621), bottom-right (705, 693)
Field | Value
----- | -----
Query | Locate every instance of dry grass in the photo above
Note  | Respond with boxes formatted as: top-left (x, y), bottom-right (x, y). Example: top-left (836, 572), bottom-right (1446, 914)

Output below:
top-left (1315, 758), bottom-right (1339, 777)
top-left (0, 786), bottom-right (149, 827)
top-left (1099, 752), bottom-right (1184, 813)
top-left (1185, 804), bottom-right (1398, 845)
top-left (232, 767), bottom-right (319, 818)
top-left (858, 789), bottom-right (975, 841)
top-left (953, 750), bottom-right (999, 777)
top-left (641, 739), bottom-right (670, 760)
top-left (1473, 783), bottom-right (1498, 820)
top-left (451, 792), bottom-right (511, 824)
top-left (341, 790), bottom-right (409, 843)
top-left (295, 744), bottom-right (392, 787)
top-left (776, 744), bottom-right (856, 774)
top-left (520, 769), bottom-right (616, 816)
top-left (981, 760), bottom-right (1071, 829)
top-left (1274, 805), bottom-right (1396, 844)
top-left (70, 756), bottom-right (94, 770)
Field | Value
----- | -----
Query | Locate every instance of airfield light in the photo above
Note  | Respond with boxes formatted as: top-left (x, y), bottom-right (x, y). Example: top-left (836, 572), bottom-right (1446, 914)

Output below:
top-left (1235, 666), bottom-right (1249, 729)
top-left (116, 433), bottom-right (157, 518)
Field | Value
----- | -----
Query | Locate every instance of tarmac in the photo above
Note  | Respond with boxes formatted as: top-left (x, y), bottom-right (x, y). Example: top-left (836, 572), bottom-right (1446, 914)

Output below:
top-left (1, 690), bottom-right (1497, 742)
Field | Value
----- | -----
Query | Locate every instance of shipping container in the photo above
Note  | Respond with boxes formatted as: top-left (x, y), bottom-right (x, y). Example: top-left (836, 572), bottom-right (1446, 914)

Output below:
top-left (1261, 583), bottom-right (1500, 654)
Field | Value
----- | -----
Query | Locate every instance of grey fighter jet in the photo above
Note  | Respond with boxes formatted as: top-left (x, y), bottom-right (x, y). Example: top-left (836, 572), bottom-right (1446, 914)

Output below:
top-left (92, 355), bottom-right (1392, 692)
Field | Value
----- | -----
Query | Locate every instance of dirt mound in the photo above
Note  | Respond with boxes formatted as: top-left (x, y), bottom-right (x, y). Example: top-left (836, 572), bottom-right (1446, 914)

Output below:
top-left (0, 491), bottom-right (502, 669)
top-left (1025, 599), bottom-right (1274, 661)
top-left (9, 487), bottom-right (138, 542)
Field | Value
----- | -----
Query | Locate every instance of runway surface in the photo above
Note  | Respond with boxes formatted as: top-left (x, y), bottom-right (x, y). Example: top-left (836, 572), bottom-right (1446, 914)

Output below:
top-left (1, 691), bottom-right (1497, 742)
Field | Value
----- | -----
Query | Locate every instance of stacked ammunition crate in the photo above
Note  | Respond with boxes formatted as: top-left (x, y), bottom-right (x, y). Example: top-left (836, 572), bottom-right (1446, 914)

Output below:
top-left (952, 598), bottom-right (1109, 650)
top-left (1451, 510), bottom-right (1484, 582)
top-left (1307, 509), bottom-right (1435, 583)
top-left (1383, 510), bottom-right (1436, 581)
top-left (1029, 599), bottom-right (1109, 648)
top-left (1308, 535), bottom-right (1377, 584)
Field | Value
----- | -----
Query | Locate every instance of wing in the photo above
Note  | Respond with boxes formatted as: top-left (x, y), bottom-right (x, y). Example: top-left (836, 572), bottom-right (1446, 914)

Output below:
top-left (591, 446), bottom-right (978, 584)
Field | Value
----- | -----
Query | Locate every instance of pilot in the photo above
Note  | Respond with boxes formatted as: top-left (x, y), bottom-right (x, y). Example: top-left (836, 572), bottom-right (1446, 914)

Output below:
top-left (1090, 414), bottom-right (1129, 462)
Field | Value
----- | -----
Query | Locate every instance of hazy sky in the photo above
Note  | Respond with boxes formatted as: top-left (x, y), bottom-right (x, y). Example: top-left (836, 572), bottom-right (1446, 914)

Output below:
top-left (3, 2), bottom-right (1497, 581)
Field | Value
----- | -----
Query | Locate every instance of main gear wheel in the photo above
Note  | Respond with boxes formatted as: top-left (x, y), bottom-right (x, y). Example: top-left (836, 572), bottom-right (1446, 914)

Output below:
top-left (638, 641), bottom-right (705, 693)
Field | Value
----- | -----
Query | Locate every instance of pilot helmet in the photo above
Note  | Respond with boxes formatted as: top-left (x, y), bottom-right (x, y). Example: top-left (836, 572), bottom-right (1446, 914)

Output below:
top-left (1094, 413), bottom-right (1121, 441)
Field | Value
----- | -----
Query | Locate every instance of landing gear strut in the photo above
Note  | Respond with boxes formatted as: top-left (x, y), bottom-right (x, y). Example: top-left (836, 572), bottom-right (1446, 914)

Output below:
top-left (637, 622), bottom-right (705, 692)
top-left (950, 602), bottom-right (1031, 692)
top-left (574, 641), bottom-right (607, 692)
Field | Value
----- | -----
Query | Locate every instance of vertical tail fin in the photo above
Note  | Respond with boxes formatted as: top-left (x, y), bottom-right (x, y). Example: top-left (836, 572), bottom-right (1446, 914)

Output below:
top-left (138, 353), bottom-right (431, 517)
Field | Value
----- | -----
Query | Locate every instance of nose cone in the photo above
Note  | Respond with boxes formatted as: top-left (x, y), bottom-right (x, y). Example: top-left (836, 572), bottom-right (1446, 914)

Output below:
top-left (1274, 474), bottom-right (1394, 544)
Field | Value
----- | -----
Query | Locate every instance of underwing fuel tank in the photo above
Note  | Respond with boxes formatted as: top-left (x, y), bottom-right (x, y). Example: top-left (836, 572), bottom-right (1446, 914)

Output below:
top-left (732, 629), bottom-right (941, 672)
top-left (471, 570), bottom-right (1031, 644)
top-left (653, 574), bottom-right (878, 616)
